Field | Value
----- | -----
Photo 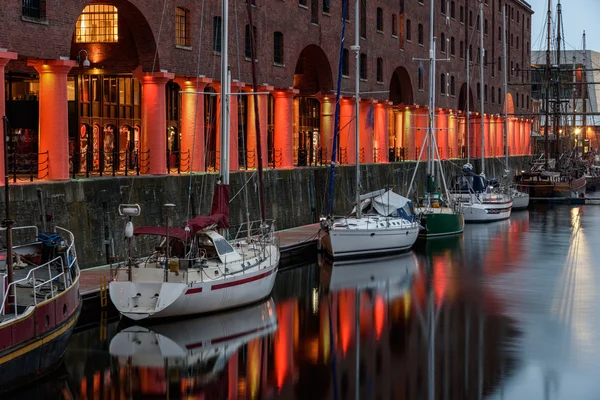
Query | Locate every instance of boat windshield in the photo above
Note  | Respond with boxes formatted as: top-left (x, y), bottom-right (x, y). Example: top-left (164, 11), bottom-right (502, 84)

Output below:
top-left (453, 174), bottom-right (487, 193)
top-left (213, 237), bottom-right (236, 256)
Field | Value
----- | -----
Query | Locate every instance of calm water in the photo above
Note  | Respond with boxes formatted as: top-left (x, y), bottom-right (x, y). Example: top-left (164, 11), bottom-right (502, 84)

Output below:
top-left (8, 205), bottom-right (600, 400)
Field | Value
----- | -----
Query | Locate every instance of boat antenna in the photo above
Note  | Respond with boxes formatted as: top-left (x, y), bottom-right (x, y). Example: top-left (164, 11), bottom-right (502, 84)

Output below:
top-left (245, 1), bottom-right (266, 225)
top-left (503, 3), bottom-right (509, 181)
top-left (553, 0), bottom-right (562, 163)
top-left (479, 0), bottom-right (485, 177)
top-left (352, 0), bottom-right (361, 219)
top-left (2, 115), bottom-right (14, 312)
top-left (326, 0), bottom-right (348, 215)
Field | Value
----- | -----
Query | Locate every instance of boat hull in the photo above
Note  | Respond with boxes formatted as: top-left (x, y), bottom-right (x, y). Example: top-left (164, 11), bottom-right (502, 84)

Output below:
top-left (416, 208), bottom-right (465, 238)
top-left (319, 223), bottom-right (419, 259)
top-left (109, 263), bottom-right (278, 321)
top-left (553, 177), bottom-right (586, 198)
top-left (515, 182), bottom-right (554, 198)
top-left (511, 192), bottom-right (530, 210)
top-left (0, 289), bottom-right (82, 391)
top-left (463, 201), bottom-right (512, 222)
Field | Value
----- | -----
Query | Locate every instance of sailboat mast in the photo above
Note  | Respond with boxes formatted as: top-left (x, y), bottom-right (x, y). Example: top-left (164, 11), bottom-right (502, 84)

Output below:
top-left (353, 0), bottom-right (361, 219)
top-left (245, 2), bottom-right (267, 223)
top-left (219, 0), bottom-right (229, 185)
top-left (503, 4), bottom-right (509, 167)
top-left (466, 48), bottom-right (471, 163)
top-left (582, 31), bottom-right (587, 155)
top-left (553, 1), bottom-right (562, 161)
top-left (543, 0), bottom-right (551, 170)
top-left (479, 1), bottom-right (485, 176)
top-left (326, 0), bottom-right (348, 215)
top-left (427, 0), bottom-right (435, 181)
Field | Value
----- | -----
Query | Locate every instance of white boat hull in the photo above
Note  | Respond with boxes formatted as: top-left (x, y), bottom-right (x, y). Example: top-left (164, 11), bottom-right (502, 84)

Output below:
top-left (451, 193), bottom-right (513, 222)
top-left (319, 217), bottom-right (420, 259)
top-left (511, 192), bottom-right (530, 210)
top-left (109, 247), bottom-right (279, 320)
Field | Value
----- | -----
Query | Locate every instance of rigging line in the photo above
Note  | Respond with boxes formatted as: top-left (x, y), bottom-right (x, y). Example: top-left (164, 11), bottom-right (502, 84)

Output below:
top-left (185, 0), bottom-right (208, 223)
top-left (151, 0), bottom-right (169, 76)
top-left (229, 170), bottom-right (257, 203)
top-left (128, 0), bottom-right (168, 206)
top-left (234, 0), bottom-right (252, 239)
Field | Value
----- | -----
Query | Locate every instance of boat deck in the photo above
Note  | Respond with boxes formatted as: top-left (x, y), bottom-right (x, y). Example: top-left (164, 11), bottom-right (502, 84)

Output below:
top-left (0, 262), bottom-right (68, 323)
top-left (79, 223), bottom-right (320, 296)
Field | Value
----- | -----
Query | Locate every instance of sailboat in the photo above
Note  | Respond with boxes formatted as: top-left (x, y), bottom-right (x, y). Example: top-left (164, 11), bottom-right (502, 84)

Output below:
top-left (108, 0), bottom-right (280, 321)
top-left (408, 0), bottom-right (464, 239)
top-left (515, 0), bottom-right (586, 199)
top-left (450, 2), bottom-right (513, 222)
top-left (318, 0), bottom-right (419, 259)
top-left (109, 298), bottom-right (277, 397)
top-left (0, 118), bottom-right (82, 390)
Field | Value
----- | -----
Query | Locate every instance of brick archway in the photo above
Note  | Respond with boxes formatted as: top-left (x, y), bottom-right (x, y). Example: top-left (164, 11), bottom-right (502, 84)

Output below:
top-left (293, 45), bottom-right (333, 95)
top-left (69, 0), bottom-right (159, 72)
top-left (389, 66), bottom-right (413, 105)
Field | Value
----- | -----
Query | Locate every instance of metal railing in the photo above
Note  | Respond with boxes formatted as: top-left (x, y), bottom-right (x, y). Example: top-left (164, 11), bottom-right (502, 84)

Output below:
top-left (69, 149), bottom-right (150, 177)
top-left (0, 226), bottom-right (78, 319)
top-left (7, 151), bottom-right (49, 182)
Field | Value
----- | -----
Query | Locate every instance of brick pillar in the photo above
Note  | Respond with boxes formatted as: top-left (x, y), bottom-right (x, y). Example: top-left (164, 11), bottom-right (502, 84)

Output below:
top-left (273, 88), bottom-right (298, 168)
top-left (176, 76), bottom-right (212, 172)
top-left (359, 100), bottom-right (375, 164)
top-left (436, 109), bottom-right (448, 159)
top-left (319, 94), bottom-right (334, 161)
top-left (414, 107), bottom-right (428, 161)
top-left (132, 67), bottom-right (174, 175)
top-left (339, 97), bottom-right (356, 165)
top-left (29, 59), bottom-right (77, 180)
top-left (374, 101), bottom-right (391, 163)
top-left (0, 50), bottom-right (17, 185)
top-left (404, 107), bottom-right (415, 160)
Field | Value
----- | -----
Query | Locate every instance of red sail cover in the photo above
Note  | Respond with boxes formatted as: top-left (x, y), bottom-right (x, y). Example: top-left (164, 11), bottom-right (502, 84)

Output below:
top-left (185, 183), bottom-right (230, 234)
top-left (133, 226), bottom-right (189, 241)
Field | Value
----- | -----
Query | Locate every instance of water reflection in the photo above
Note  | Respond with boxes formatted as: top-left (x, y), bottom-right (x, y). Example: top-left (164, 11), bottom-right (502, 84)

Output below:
top-left (25, 206), bottom-right (600, 399)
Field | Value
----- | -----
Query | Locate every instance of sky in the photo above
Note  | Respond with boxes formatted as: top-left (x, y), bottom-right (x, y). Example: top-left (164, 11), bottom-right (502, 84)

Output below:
top-left (527, 0), bottom-right (600, 51)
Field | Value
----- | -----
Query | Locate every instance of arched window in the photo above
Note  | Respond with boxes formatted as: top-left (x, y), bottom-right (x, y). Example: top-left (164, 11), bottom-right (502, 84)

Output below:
top-left (376, 57), bottom-right (383, 82)
top-left (450, 1), bottom-right (455, 19)
top-left (342, 49), bottom-right (349, 76)
top-left (441, 74), bottom-right (446, 94)
top-left (376, 7), bottom-right (383, 31)
top-left (451, 37), bottom-right (455, 56)
top-left (360, 53), bottom-right (367, 79)
top-left (450, 76), bottom-right (455, 96)
top-left (441, 0), bottom-right (446, 14)
top-left (175, 7), bottom-right (190, 47)
top-left (441, 33), bottom-right (446, 53)
top-left (460, 41), bottom-right (464, 59)
top-left (245, 25), bottom-right (257, 59)
top-left (360, 0), bottom-right (366, 38)
top-left (418, 66), bottom-right (424, 90)
top-left (418, 24), bottom-right (423, 44)
top-left (274, 32), bottom-right (284, 64)
top-left (76, 4), bottom-right (118, 43)
top-left (406, 19), bottom-right (412, 41)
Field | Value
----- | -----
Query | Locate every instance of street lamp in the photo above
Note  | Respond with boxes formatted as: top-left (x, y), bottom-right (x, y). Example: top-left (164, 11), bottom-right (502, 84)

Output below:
top-left (77, 49), bottom-right (90, 68)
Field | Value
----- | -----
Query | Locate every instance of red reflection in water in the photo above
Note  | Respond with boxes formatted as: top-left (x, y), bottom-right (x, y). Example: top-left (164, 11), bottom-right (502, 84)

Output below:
top-left (374, 294), bottom-right (385, 339)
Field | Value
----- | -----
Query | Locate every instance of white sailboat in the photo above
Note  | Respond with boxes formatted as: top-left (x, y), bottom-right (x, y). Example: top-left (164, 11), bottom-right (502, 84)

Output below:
top-left (318, 0), bottom-right (419, 259)
top-left (450, 2), bottom-right (513, 222)
top-left (108, 0), bottom-right (279, 321)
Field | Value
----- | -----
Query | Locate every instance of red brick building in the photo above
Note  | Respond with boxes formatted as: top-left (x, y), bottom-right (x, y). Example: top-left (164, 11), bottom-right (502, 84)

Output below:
top-left (0, 0), bottom-right (533, 180)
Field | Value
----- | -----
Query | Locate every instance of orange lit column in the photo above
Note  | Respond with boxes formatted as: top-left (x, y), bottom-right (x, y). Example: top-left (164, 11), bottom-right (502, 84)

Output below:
top-left (507, 118), bottom-right (515, 156)
top-left (414, 107), bottom-right (428, 161)
top-left (246, 86), bottom-right (272, 169)
top-left (319, 94), bottom-right (334, 160)
top-left (470, 114), bottom-right (481, 159)
top-left (484, 115), bottom-right (491, 157)
top-left (393, 108), bottom-right (404, 157)
top-left (359, 99), bottom-right (375, 164)
top-left (448, 113), bottom-right (458, 159)
top-left (374, 101), bottom-right (391, 163)
top-left (339, 97), bottom-right (356, 165)
top-left (228, 80), bottom-right (244, 171)
top-left (176, 76), bottom-right (212, 172)
top-left (436, 109), bottom-right (448, 159)
top-left (0, 50), bottom-right (17, 185)
top-left (403, 106), bottom-right (415, 160)
top-left (132, 67), bottom-right (174, 175)
top-left (525, 120), bottom-right (532, 154)
top-left (273, 88), bottom-right (298, 168)
top-left (29, 59), bottom-right (77, 180)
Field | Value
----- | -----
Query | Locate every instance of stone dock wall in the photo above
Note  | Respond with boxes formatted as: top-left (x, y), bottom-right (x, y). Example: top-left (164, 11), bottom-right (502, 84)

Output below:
top-left (2, 156), bottom-right (531, 268)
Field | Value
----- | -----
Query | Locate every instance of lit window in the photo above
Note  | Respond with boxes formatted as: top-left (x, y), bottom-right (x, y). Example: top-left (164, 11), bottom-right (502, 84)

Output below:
top-left (75, 4), bottom-right (118, 43)
top-left (176, 7), bottom-right (190, 47)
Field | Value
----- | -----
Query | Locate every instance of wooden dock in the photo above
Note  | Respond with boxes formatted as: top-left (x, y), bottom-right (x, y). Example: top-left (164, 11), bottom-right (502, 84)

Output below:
top-left (79, 223), bottom-right (320, 297)
top-left (529, 197), bottom-right (587, 205)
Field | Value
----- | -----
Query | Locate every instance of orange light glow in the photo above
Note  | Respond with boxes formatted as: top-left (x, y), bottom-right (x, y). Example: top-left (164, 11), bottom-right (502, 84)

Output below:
top-left (274, 300), bottom-right (293, 390)
top-left (247, 338), bottom-right (262, 400)
top-left (374, 294), bottom-right (385, 339)
top-left (338, 289), bottom-right (355, 355)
